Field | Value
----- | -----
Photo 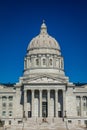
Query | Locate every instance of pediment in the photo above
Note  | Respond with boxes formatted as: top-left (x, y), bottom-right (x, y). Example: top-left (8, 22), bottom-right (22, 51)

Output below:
top-left (29, 77), bottom-right (60, 83)
top-left (23, 74), bottom-right (67, 84)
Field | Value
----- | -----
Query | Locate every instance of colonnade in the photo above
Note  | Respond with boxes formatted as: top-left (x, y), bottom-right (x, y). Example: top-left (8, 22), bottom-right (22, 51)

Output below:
top-left (24, 89), bottom-right (66, 118)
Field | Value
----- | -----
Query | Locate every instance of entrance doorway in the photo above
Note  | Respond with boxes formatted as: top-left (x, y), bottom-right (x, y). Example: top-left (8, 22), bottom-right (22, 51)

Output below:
top-left (58, 90), bottom-right (63, 117)
top-left (42, 102), bottom-right (48, 117)
top-left (58, 111), bottom-right (62, 117)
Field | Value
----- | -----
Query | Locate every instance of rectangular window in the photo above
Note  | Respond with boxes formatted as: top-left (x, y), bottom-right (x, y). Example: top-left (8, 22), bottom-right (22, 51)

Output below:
top-left (2, 121), bottom-right (5, 125)
top-left (83, 102), bottom-right (86, 111)
top-left (9, 103), bottom-right (13, 108)
top-left (9, 120), bottom-right (11, 125)
top-left (2, 103), bottom-right (6, 108)
top-left (2, 111), bottom-right (6, 116)
top-left (18, 121), bottom-right (22, 124)
top-left (68, 120), bottom-right (72, 123)
top-left (77, 110), bottom-right (81, 116)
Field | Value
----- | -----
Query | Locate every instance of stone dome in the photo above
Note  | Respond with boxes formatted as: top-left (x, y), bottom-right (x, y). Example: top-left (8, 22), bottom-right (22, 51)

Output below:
top-left (23, 21), bottom-right (69, 82)
top-left (27, 22), bottom-right (60, 51)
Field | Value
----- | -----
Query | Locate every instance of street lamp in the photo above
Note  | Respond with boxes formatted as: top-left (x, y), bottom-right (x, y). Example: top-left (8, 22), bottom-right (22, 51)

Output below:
top-left (64, 111), bottom-right (68, 130)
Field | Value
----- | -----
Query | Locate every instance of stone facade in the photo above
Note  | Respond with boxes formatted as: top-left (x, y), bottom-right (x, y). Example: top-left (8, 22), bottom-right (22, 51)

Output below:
top-left (0, 22), bottom-right (87, 129)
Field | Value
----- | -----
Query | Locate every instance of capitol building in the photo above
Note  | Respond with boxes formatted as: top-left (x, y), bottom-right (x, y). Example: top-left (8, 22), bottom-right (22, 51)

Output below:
top-left (0, 22), bottom-right (87, 130)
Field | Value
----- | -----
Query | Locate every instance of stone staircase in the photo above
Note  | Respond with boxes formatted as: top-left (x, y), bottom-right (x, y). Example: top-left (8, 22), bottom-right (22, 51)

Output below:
top-left (5, 118), bottom-right (66, 130)
top-left (5, 118), bottom-right (85, 130)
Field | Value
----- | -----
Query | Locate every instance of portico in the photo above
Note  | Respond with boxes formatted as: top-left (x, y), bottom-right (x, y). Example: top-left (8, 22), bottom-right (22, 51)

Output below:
top-left (24, 88), bottom-right (66, 119)
top-left (21, 21), bottom-right (68, 124)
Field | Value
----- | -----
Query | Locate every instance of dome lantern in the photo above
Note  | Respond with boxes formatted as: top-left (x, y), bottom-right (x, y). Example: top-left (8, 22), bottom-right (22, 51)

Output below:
top-left (40, 20), bottom-right (47, 35)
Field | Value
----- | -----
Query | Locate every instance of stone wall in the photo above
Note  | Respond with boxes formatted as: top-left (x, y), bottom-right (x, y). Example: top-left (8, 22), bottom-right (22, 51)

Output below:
top-left (66, 87), bottom-right (77, 117)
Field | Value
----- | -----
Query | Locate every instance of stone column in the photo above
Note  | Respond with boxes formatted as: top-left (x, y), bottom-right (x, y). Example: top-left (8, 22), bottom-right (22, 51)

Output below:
top-left (40, 90), bottom-right (42, 117)
top-left (31, 56), bottom-right (34, 68)
top-left (81, 96), bottom-right (83, 117)
top-left (48, 90), bottom-right (50, 117)
top-left (55, 90), bottom-right (58, 117)
top-left (32, 90), bottom-right (34, 117)
top-left (24, 90), bottom-right (27, 118)
top-left (63, 90), bottom-right (66, 118)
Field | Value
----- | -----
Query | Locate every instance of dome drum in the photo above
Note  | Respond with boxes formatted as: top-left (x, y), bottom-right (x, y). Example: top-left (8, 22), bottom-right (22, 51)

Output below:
top-left (24, 53), bottom-right (64, 77)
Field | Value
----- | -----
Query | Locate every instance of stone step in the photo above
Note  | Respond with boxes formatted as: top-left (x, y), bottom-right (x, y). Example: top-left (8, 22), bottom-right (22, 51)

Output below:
top-left (25, 118), bottom-right (64, 124)
top-left (6, 118), bottom-right (67, 130)
top-left (6, 124), bottom-right (85, 130)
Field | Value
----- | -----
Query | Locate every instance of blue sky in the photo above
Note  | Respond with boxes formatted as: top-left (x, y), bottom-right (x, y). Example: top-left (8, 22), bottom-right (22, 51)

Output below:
top-left (0, 0), bottom-right (87, 83)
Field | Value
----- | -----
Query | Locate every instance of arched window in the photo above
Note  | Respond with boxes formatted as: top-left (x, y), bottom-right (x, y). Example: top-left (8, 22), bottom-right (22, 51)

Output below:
top-left (43, 59), bottom-right (46, 65)
top-left (8, 96), bottom-right (13, 101)
top-left (36, 59), bottom-right (39, 66)
top-left (2, 111), bottom-right (6, 116)
top-left (2, 96), bottom-right (7, 101)
top-left (49, 59), bottom-right (52, 66)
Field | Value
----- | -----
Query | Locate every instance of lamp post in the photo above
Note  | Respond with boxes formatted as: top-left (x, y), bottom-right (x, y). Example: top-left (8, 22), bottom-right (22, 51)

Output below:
top-left (22, 118), bottom-right (24, 130)
top-left (64, 111), bottom-right (68, 130)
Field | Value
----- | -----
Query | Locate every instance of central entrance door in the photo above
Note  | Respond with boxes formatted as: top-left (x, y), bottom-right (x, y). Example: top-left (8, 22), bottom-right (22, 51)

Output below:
top-left (42, 102), bottom-right (48, 117)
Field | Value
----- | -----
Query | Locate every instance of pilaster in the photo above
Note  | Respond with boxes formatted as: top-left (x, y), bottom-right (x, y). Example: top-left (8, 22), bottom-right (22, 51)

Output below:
top-left (24, 90), bottom-right (27, 118)
top-left (63, 90), bottom-right (66, 117)
top-left (55, 90), bottom-right (58, 117)
top-left (81, 96), bottom-right (83, 117)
